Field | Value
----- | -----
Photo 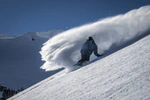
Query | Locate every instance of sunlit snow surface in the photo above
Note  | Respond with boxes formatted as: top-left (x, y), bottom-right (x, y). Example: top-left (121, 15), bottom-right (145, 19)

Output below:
top-left (40, 5), bottom-right (150, 72)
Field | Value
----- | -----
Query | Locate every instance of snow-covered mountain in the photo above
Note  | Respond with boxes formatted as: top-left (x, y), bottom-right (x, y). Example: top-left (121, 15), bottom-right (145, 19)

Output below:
top-left (0, 30), bottom-right (63, 89)
top-left (0, 5), bottom-right (149, 100)
top-left (9, 33), bottom-right (150, 100)
top-left (8, 5), bottom-right (150, 100)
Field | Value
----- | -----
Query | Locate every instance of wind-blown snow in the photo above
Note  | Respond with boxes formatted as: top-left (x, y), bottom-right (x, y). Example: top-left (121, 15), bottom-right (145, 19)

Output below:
top-left (40, 5), bottom-right (150, 72)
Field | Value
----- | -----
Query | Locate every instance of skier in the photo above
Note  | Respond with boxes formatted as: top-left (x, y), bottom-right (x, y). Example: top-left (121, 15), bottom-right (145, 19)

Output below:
top-left (76, 36), bottom-right (102, 66)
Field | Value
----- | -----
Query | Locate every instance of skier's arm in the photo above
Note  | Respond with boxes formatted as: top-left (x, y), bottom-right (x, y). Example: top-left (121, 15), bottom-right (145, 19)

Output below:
top-left (94, 45), bottom-right (102, 57)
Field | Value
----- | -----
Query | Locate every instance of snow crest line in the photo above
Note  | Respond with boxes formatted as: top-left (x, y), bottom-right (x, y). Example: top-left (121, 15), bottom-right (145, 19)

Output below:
top-left (40, 5), bottom-right (150, 72)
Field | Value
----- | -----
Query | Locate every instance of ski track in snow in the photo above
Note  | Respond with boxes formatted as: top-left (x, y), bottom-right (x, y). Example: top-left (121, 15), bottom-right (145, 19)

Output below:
top-left (40, 5), bottom-right (150, 72)
top-left (9, 34), bottom-right (150, 100)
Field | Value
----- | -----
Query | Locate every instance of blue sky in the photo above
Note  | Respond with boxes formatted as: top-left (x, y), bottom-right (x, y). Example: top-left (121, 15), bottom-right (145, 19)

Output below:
top-left (0, 0), bottom-right (150, 35)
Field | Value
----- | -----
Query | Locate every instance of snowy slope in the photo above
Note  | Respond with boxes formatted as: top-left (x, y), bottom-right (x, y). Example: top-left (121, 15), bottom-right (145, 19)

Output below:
top-left (40, 5), bottom-right (150, 72)
top-left (0, 30), bottom-right (62, 89)
top-left (9, 34), bottom-right (150, 100)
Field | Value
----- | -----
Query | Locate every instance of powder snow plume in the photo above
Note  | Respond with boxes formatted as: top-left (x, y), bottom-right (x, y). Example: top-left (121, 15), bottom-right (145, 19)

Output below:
top-left (40, 5), bottom-right (150, 72)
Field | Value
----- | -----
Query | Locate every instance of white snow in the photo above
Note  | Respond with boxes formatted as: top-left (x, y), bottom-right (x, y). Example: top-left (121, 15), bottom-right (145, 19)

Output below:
top-left (40, 5), bottom-right (150, 72)
top-left (0, 31), bottom-right (62, 89)
top-left (1, 5), bottom-right (150, 100)
top-left (9, 33), bottom-right (150, 100)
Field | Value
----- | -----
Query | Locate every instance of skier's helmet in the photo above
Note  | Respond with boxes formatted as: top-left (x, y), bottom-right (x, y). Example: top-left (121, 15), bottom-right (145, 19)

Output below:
top-left (89, 36), bottom-right (93, 40)
top-left (89, 36), bottom-right (93, 42)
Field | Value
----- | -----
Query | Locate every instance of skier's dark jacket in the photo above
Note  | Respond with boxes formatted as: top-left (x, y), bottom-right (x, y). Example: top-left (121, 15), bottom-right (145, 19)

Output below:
top-left (81, 39), bottom-right (100, 57)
